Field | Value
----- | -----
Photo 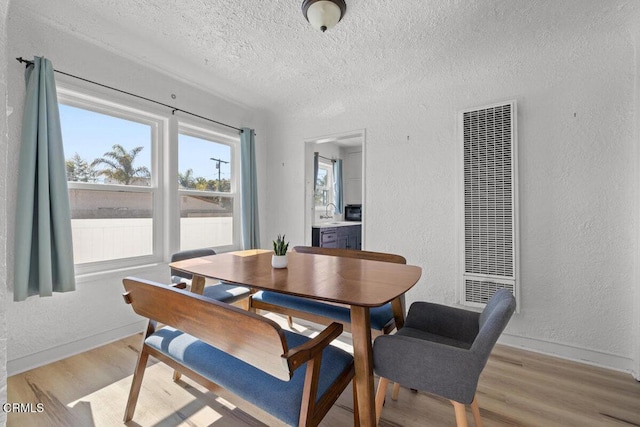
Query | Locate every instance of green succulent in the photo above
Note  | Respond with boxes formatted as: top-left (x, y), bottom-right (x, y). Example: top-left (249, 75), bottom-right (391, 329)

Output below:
top-left (273, 234), bottom-right (289, 256)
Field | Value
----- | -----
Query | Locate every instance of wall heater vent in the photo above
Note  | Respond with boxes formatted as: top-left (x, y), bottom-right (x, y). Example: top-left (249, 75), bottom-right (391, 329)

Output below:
top-left (460, 101), bottom-right (518, 309)
top-left (464, 279), bottom-right (515, 305)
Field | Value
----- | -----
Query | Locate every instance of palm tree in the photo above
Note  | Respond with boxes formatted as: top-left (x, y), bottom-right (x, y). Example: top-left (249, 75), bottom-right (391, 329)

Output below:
top-left (92, 144), bottom-right (150, 185)
top-left (178, 169), bottom-right (195, 189)
top-left (194, 177), bottom-right (209, 191)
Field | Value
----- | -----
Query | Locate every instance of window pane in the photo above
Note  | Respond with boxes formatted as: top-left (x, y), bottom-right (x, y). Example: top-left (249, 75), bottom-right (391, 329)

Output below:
top-left (179, 134), bottom-right (231, 192)
top-left (180, 195), bottom-right (233, 250)
top-left (315, 166), bottom-right (333, 206)
top-left (316, 169), bottom-right (328, 188)
top-left (59, 104), bottom-right (152, 186)
top-left (69, 189), bottom-right (153, 263)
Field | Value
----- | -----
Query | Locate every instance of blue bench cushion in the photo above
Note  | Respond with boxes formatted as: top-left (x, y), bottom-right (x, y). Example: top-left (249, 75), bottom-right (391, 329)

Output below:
top-left (145, 326), bottom-right (353, 426)
top-left (171, 276), bottom-right (250, 304)
top-left (253, 291), bottom-right (395, 331)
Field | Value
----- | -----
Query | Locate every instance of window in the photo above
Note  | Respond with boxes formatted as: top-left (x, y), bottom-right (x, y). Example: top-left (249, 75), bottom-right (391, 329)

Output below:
top-left (58, 91), bottom-right (162, 270)
top-left (57, 86), bottom-right (243, 274)
top-left (178, 127), bottom-right (239, 251)
top-left (314, 161), bottom-right (334, 207)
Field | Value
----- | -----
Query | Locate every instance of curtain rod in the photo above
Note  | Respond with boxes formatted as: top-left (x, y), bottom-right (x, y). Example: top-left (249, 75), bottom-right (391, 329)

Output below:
top-left (16, 57), bottom-right (244, 133)
top-left (315, 152), bottom-right (336, 163)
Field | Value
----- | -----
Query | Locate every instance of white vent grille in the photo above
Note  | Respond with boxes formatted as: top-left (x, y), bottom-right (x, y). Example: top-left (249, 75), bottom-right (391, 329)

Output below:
top-left (465, 279), bottom-right (515, 305)
top-left (460, 101), bottom-right (518, 308)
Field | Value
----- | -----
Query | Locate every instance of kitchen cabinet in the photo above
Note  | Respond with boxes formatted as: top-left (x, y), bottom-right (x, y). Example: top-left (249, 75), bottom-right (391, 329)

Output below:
top-left (312, 224), bottom-right (361, 250)
top-left (338, 225), bottom-right (361, 250)
top-left (344, 149), bottom-right (363, 205)
top-left (319, 227), bottom-right (338, 248)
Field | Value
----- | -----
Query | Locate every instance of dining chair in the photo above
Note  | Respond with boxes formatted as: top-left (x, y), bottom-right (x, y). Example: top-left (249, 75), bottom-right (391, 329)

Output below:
top-left (250, 245), bottom-right (407, 398)
top-left (251, 246), bottom-right (406, 334)
top-left (373, 289), bottom-right (516, 427)
top-left (170, 248), bottom-right (250, 306)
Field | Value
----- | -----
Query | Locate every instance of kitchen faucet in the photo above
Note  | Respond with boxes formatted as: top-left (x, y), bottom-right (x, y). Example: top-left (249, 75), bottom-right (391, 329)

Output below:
top-left (321, 203), bottom-right (337, 219)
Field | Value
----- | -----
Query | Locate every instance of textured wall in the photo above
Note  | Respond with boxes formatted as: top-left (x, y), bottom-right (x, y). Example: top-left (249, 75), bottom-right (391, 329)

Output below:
top-left (4, 7), bottom-right (268, 373)
top-left (267, 24), bottom-right (638, 370)
top-left (3, 0), bottom-right (639, 378)
top-left (634, 26), bottom-right (640, 381)
top-left (0, 0), bottom-right (8, 423)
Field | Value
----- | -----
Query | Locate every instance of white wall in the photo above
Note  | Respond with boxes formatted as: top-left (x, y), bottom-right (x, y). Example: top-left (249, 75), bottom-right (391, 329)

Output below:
top-left (0, 0), bottom-right (9, 423)
top-left (633, 24), bottom-right (640, 381)
top-left (3, 3), bottom-right (639, 383)
top-left (267, 25), bottom-right (639, 372)
top-left (4, 5), bottom-right (268, 374)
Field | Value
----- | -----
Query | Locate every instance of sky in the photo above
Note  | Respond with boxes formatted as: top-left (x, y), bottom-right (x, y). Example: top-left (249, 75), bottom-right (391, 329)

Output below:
top-left (59, 104), bottom-right (232, 182)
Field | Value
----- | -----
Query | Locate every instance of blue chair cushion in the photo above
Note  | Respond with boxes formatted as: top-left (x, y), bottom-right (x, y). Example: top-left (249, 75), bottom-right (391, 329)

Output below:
top-left (171, 276), bottom-right (249, 304)
top-left (253, 291), bottom-right (395, 331)
top-left (145, 326), bottom-right (353, 426)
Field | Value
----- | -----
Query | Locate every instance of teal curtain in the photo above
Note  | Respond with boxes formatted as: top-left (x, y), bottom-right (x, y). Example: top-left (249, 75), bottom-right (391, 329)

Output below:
top-left (14, 57), bottom-right (75, 301)
top-left (333, 159), bottom-right (343, 214)
top-left (313, 152), bottom-right (319, 192)
top-left (240, 128), bottom-right (260, 249)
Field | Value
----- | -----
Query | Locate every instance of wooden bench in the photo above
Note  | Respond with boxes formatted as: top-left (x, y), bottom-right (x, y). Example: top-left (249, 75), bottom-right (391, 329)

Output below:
top-left (122, 277), bottom-right (356, 427)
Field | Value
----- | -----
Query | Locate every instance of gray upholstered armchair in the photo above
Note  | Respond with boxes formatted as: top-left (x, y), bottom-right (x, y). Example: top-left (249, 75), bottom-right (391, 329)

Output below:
top-left (170, 248), bottom-right (250, 305)
top-left (373, 289), bottom-right (516, 427)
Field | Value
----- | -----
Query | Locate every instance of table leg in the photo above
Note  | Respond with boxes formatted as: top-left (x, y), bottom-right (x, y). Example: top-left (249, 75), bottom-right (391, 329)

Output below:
top-left (389, 295), bottom-right (407, 400)
top-left (350, 305), bottom-right (376, 427)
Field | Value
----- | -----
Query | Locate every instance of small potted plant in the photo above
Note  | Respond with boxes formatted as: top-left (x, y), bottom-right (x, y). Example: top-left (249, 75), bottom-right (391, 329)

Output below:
top-left (272, 234), bottom-right (289, 268)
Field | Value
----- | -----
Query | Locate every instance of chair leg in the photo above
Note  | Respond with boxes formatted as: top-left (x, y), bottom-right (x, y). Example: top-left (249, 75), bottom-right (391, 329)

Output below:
top-left (124, 346), bottom-right (150, 422)
top-left (172, 370), bottom-right (182, 382)
top-left (471, 395), bottom-right (482, 427)
top-left (353, 376), bottom-right (360, 426)
top-left (391, 382), bottom-right (400, 400)
top-left (375, 377), bottom-right (390, 426)
top-left (451, 401), bottom-right (469, 427)
top-left (287, 315), bottom-right (294, 328)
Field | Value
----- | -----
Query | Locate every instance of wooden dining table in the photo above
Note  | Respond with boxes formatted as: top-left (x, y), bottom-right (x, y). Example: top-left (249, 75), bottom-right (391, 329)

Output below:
top-left (169, 249), bottom-right (423, 427)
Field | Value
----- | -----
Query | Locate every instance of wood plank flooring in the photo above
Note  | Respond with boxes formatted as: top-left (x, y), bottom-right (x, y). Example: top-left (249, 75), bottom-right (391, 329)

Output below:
top-left (7, 315), bottom-right (640, 427)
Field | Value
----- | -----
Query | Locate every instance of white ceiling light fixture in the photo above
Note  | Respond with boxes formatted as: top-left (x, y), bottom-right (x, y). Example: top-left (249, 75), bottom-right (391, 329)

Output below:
top-left (302, 0), bottom-right (347, 33)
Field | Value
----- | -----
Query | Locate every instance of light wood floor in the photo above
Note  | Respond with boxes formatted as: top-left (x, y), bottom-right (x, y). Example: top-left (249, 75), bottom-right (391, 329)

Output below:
top-left (7, 315), bottom-right (640, 427)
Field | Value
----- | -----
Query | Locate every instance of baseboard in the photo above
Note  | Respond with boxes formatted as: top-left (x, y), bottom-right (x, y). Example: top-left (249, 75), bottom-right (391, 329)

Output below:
top-left (7, 321), bottom-right (147, 377)
top-left (499, 332), bottom-right (634, 375)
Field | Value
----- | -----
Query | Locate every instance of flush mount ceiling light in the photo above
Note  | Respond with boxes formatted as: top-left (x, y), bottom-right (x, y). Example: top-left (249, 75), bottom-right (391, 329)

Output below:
top-left (302, 0), bottom-right (347, 32)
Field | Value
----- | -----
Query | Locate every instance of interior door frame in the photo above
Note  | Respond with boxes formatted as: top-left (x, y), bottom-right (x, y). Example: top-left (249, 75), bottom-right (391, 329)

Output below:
top-left (303, 129), bottom-right (366, 248)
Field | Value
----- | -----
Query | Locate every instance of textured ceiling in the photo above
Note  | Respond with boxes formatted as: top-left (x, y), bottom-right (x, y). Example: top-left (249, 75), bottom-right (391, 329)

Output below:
top-left (11, 0), bottom-right (640, 115)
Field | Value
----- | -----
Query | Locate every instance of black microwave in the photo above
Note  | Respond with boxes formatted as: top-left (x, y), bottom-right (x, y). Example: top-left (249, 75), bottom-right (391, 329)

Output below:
top-left (344, 204), bottom-right (362, 221)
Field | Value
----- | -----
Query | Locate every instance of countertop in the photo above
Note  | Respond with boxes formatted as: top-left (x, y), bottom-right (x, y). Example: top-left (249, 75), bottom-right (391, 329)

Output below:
top-left (312, 221), bottom-right (361, 229)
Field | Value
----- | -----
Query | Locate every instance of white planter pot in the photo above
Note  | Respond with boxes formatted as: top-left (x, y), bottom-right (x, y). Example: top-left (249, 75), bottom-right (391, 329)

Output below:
top-left (272, 254), bottom-right (288, 269)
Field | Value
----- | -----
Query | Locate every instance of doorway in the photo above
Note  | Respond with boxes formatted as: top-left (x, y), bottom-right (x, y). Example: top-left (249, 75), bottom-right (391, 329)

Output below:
top-left (303, 129), bottom-right (366, 247)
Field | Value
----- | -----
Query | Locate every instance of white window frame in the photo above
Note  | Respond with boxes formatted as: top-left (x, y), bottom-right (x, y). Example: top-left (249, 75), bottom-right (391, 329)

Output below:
top-left (57, 86), bottom-right (166, 275)
top-left (176, 122), bottom-right (242, 253)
